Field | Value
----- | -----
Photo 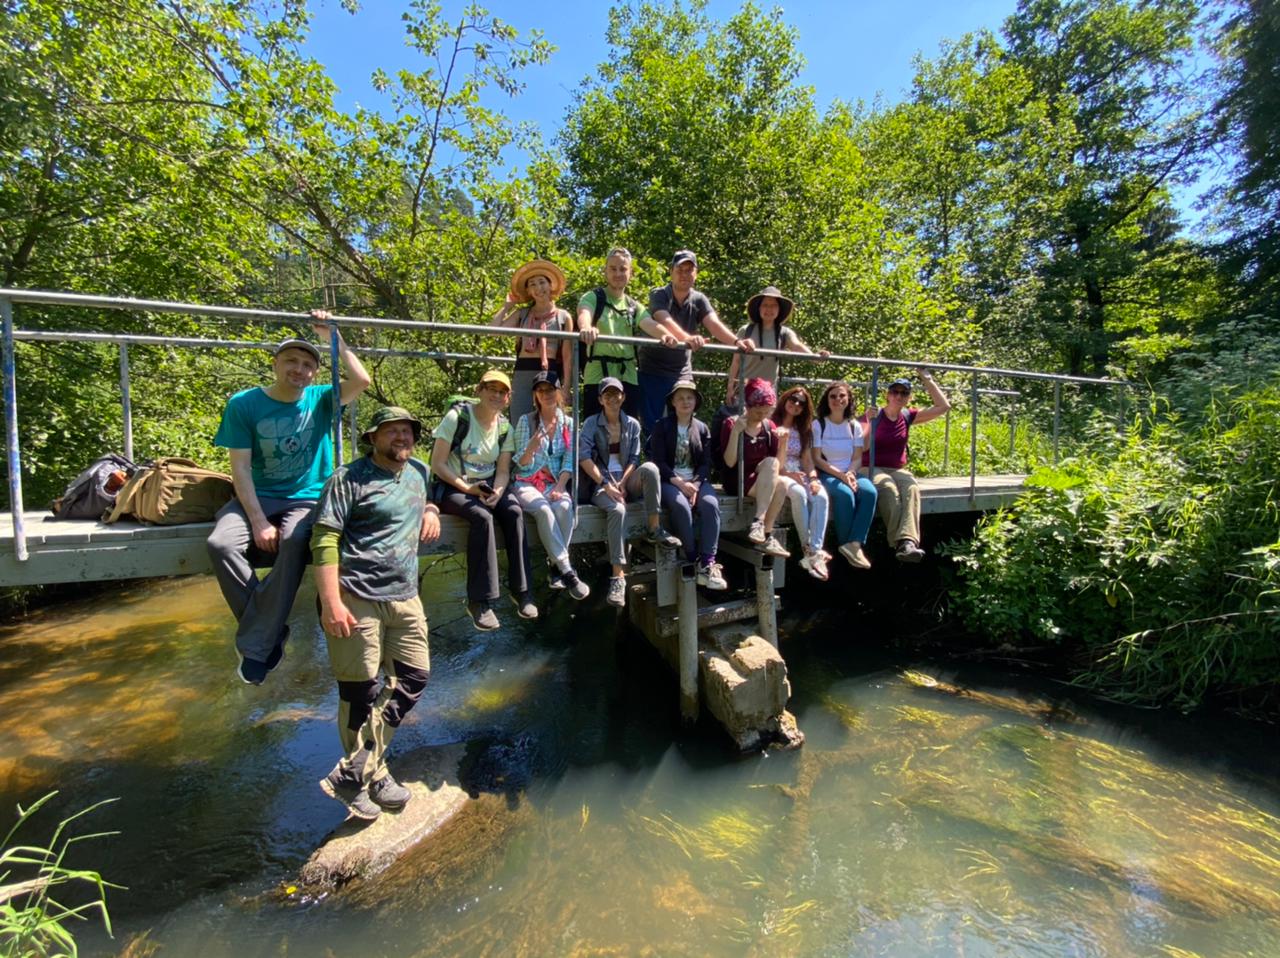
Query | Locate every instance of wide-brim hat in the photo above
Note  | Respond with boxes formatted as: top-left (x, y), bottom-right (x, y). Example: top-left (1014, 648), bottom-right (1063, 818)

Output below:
top-left (361, 405), bottom-right (422, 444)
top-left (746, 286), bottom-right (795, 325)
top-left (665, 379), bottom-right (703, 413)
top-left (510, 259), bottom-right (567, 303)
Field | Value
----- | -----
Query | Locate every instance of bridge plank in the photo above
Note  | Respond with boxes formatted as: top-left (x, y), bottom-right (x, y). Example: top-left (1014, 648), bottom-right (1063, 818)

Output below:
top-left (0, 475), bottom-right (1025, 587)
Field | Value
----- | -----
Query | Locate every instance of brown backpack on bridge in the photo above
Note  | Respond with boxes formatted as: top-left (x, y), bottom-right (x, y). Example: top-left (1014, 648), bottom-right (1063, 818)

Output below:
top-left (102, 457), bottom-right (235, 525)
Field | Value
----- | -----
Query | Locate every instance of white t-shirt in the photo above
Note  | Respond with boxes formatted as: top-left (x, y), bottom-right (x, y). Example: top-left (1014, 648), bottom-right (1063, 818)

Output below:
top-left (814, 417), bottom-right (862, 473)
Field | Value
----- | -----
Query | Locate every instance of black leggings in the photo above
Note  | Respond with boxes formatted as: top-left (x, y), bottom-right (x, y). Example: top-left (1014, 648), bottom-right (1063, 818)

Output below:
top-left (438, 488), bottom-right (532, 602)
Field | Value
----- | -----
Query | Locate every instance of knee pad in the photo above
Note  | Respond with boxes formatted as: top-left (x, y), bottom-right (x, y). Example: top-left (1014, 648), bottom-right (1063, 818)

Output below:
top-left (337, 678), bottom-right (381, 733)
top-left (382, 662), bottom-right (430, 728)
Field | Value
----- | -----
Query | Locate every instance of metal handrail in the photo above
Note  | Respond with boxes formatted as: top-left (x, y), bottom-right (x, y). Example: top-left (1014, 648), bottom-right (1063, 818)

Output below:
top-left (1, 288), bottom-right (1133, 562)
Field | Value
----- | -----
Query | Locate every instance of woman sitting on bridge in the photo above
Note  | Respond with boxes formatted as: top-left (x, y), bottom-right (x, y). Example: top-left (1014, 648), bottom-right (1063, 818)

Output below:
top-left (647, 381), bottom-right (727, 591)
top-left (771, 385), bottom-right (831, 580)
top-left (720, 377), bottom-right (790, 560)
top-left (578, 376), bottom-right (680, 608)
top-left (861, 368), bottom-right (951, 563)
top-left (430, 369), bottom-right (536, 631)
top-left (511, 371), bottom-right (590, 602)
top-left (493, 259), bottom-right (574, 423)
top-left (812, 381), bottom-right (877, 570)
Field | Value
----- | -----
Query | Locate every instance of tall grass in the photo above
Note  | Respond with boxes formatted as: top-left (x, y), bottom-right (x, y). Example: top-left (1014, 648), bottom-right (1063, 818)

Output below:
top-left (0, 792), bottom-right (120, 958)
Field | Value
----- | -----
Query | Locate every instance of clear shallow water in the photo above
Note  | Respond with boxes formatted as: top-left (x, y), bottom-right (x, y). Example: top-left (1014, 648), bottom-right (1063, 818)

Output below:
top-left (1, 568), bottom-right (1278, 958)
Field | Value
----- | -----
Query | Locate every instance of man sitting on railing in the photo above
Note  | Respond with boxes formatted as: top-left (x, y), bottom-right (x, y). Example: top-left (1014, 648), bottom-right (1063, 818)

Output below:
top-left (207, 311), bottom-right (371, 685)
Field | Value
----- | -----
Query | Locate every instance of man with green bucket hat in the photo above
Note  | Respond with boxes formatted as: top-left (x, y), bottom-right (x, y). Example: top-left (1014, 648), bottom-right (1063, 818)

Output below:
top-left (310, 406), bottom-right (440, 820)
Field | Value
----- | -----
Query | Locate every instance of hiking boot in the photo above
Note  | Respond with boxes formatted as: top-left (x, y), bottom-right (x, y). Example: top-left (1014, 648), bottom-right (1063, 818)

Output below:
top-left (697, 560), bottom-right (728, 591)
top-left (839, 542), bottom-right (872, 570)
top-left (369, 772), bottom-right (412, 810)
top-left (265, 626), bottom-right (289, 674)
top-left (747, 517), bottom-right (766, 544)
top-left (236, 654), bottom-right (269, 686)
top-left (801, 547), bottom-right (830, 581)
top-left (896, 540), bottom-right (926, 563)
top-left (319, 766), bottom-right (381, 821)
top-left (759, 533), bottom-right (790, 558)
top-left (513, 592), bottom-right (539, 619)
top-left (606, 575), bottom-right (627, 608)
top-left (467, 601), bottom-right (500, 632)
top-left (560, 570), bottom-right (590, 601)
top-left (645, 525), bottom-right (682, 549)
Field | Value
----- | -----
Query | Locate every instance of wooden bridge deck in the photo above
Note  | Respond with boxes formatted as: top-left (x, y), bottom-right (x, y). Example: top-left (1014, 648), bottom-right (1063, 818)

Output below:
top-left (0, 474), bottom-right (1025, 588)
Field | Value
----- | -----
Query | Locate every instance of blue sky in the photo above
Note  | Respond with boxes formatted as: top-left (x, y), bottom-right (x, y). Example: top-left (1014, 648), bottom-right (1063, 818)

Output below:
top-left (304, 0), bottom-right (1020, 148)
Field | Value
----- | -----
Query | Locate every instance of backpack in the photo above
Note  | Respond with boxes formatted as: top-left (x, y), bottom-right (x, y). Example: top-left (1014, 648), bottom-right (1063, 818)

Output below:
top-left (427, 399), bottom-right (511, 502)
top-left (578, 286), bottom-right (640, 380)
top-left (102, 457), bottom-right (235, 525)
top-left (50, 453), bottom-right (136, 520)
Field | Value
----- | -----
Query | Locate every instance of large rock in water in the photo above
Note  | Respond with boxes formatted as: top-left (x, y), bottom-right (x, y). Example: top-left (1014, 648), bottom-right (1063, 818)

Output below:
top-left (299, 743), bottom-right (469, 887)
top-left (701, 625), bottom-right (803, 751)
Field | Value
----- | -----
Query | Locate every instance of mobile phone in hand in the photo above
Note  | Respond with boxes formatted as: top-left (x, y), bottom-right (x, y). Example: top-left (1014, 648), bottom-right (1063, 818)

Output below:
top-left (477, 480), bottom-right (495, 496)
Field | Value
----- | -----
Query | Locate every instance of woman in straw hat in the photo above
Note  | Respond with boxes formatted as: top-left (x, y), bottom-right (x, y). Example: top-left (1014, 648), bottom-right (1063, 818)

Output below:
top-left (495, 259), bottom-right (574, 422)
top-left (725, 286), bottom-right (827, 408)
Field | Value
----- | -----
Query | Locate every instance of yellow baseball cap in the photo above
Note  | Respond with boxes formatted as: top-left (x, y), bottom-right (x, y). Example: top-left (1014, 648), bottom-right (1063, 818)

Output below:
top-left (478, 369), bottom-right (512, 391)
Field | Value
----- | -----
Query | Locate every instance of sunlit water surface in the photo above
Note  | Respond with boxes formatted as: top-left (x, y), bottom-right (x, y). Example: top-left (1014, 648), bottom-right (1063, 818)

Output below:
top-left (1, 566), bottom-right (1277, 958)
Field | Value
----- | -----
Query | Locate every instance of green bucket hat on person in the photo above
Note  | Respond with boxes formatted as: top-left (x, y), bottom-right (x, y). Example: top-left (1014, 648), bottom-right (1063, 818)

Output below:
top-left (664, 379), bottom-right (703, 413)
top-left (360, 405), bottom-right (422, 445)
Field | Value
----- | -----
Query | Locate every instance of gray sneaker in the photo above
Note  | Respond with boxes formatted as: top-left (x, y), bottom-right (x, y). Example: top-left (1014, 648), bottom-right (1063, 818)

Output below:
top-left (467, 601), bottom-right (500, 632)
top-left (513, 592), bottom-right (539, 619)
top-left (760, 533), bottom-right (790, 558)
top-left (560, 570), bottom-right (590, 601)
top-left (606, 575), bottom-right (627, 607)
top-left (896, 540), bottom-right (926, 563)
top-left (369, 772), bottom-right (412, 810)
top-left (319, 766), bottom-right (381, 821)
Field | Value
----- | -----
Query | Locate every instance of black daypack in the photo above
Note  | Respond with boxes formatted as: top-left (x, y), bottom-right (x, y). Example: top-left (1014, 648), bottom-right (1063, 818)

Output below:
top-left (427, 399), bottom-right (510, 502)
top-left (50, 453), bottom-right (137, 520)
top-left (578, 286), bottom-right (640, 380)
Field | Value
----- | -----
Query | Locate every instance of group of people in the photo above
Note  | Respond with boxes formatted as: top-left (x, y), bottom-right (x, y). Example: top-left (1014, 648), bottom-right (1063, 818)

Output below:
top-left (202, 247), bottom-right (950, 821)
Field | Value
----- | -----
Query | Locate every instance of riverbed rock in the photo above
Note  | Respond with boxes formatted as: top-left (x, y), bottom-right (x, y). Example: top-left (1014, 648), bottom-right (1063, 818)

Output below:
top-left (700, 628), bottom-right (792, 751)
top-left (299, 742), bottom-right (469, 888)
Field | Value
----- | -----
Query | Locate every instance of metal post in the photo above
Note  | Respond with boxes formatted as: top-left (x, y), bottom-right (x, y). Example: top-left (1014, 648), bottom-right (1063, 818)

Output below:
top-left (1053, 382), bottom-right (1061, 465)
top-left (678, 569), bottom-right (699, 723)
top-left (119, 343), bottom-right (133, 462)
top-left (755, 560), bottom-right (778, 648)
top-left (569, 330), bottom-right (581, 520)
top-left (942, 409), bottom-right (951, 473)
top-left (1, 297), bottom-right (27, 561)
top-left (867, 365), bottom-right (879, 482)
top-left (328, 324), bottom-right (343, 466)
top-left (1009, 397), bottom-right (1017, 459)
top-left (969, 372), bottom-right (979, 502)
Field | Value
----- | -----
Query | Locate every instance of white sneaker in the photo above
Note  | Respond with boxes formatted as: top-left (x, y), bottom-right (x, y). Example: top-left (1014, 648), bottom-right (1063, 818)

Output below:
top-left (800, 548), bottom-right (830, 581)
top-left (607, 575), bottom-right (627, 608)
top-left (697, 560), bottom-right (728, 590)
top-left (747, 517), bottom-right (766, 544)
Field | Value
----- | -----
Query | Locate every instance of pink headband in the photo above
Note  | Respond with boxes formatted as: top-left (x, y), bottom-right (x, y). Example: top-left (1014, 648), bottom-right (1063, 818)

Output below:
top-left (744, 378), bottom-right (776, 408)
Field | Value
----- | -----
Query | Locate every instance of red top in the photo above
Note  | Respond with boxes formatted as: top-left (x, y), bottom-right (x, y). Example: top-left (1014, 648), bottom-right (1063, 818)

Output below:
top-left (720, 417), bottom-right (779, 495)
top-left (861, 409), bottom-right (918, 469)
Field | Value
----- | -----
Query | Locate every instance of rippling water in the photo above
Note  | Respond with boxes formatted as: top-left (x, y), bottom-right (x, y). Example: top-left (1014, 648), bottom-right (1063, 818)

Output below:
top-left (1, 566), bottom-right (1277, 958)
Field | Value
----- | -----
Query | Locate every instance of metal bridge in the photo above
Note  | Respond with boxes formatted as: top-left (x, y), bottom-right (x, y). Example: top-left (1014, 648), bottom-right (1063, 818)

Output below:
top-left (0, 287), bottom-right (1126, 590)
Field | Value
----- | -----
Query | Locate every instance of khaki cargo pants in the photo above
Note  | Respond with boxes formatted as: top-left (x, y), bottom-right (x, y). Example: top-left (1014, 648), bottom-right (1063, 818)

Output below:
top-left (326, 590), bottom-right (431, 786)
top-left (868, 467), bottom-right (922, 547)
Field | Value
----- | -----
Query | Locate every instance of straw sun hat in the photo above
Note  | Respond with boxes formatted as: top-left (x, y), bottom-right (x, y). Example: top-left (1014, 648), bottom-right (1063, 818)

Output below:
top-left (509, 259), bottom-right (567, 303)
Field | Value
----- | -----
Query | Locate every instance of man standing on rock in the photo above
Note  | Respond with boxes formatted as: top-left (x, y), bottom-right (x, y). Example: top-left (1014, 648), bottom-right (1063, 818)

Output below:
top-left (208, 311), bottom-right (370, 685)
top-left (311, 406), bottom-right (440, 821)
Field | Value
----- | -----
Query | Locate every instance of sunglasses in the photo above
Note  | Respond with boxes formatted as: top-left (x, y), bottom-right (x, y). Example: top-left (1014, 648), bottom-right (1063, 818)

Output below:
top-left (785, 395), bottom-right (807, 406)
top-left (888, 388), bottom-right (910, 397)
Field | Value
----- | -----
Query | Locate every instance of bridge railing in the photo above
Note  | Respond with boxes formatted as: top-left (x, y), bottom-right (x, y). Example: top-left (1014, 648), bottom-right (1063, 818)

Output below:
top-left (0, 287), bottom-right (1131, 563)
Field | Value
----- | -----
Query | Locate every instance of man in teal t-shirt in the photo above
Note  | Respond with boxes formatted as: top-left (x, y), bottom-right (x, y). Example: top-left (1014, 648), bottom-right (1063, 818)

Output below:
top-left (207, 311), bottom-right (371, 686)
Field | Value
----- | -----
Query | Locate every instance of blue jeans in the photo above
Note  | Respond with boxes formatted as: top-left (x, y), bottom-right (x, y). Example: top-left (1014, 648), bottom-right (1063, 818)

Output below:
top-left (636, 370), bottom-right (679, 434)
top-left (660, 479), bottom-right (720, 564)
top-left (820, 473), bottom-right (877, 546)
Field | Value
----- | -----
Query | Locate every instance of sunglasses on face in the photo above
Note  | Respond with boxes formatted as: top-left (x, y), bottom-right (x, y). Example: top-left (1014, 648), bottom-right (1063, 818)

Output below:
top-left (786, 395), bottom-right (807, 406)
top-left (888, 389), bottom-right (910, 398)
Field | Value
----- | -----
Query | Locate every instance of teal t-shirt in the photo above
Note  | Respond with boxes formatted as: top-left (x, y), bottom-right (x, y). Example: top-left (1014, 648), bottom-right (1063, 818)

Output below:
top-left (213, 384), bottom-right (336, 500)
top-left (314, 455), bottom-right (428, 602)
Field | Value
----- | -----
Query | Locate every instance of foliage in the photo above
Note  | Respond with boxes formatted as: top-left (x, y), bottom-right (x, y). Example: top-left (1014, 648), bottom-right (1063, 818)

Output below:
top-left (943, 384), bottom-right (1280, 711)
top-left (0, 792), bottom-right (120, 957)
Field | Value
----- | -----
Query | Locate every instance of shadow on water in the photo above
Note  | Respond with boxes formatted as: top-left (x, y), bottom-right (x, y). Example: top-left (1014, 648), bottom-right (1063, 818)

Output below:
top-left (0, 558), bottom-right (1277, 957)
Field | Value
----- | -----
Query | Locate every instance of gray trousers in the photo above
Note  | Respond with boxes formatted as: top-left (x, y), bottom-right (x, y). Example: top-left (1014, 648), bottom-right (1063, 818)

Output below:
top-left (206, 496), bottom-right (316, 663)
top-left (592, 461), bottom-right (661, 567)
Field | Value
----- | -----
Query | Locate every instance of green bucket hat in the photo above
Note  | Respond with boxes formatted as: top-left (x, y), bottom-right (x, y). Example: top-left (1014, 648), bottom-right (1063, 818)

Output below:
top-left (360, 405), bottom-right (422, 445)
